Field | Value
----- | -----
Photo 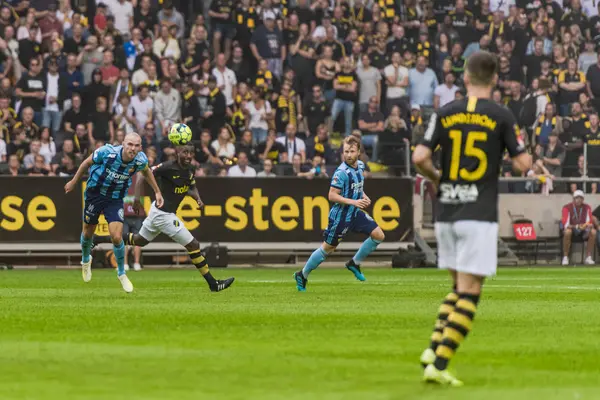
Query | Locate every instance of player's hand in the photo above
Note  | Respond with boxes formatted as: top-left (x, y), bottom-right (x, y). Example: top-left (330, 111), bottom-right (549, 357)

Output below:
top-left (197, 198), bottom-right (204, 209)
top-left (64, 179), bottom-right (76, 193)
top-left (354, 199), bottom-right (370, 209)
top-left (155, 192), bottom-right (164, 208)
top-left (362, 193), bottom-right (371, 205)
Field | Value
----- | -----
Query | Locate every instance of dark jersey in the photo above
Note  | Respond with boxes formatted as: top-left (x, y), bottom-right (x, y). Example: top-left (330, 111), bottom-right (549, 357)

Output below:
top-left (422, 97), bottom-right (525, 223)
top-left (151, 160), bottom-right (196, 214)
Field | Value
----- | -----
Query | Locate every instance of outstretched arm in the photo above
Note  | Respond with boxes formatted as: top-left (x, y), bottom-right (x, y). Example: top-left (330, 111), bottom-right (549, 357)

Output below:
top-left (141, 167), bottom-right (164, 208)
top-left (64, 154), bottom-right (93, 193)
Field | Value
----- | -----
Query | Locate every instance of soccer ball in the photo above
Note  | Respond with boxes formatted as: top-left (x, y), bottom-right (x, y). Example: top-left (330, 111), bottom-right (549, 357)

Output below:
top-left (168, 123), bottom-right (193, 145)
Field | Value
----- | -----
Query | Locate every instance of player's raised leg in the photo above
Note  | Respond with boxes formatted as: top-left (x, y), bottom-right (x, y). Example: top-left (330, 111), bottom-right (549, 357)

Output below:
top-left (345, 212), bottom-right (385, 281)
top-left (294, 242), bottom-right (336, 292)
top-left (80, 222), bottom-right (96, 282)
top-left (185, 239), bottom-right (234, 292)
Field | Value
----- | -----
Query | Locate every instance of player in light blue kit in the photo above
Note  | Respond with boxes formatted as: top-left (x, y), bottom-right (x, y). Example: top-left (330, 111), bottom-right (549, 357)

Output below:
top-left (65, 133), bottom-right (163, 292)
top-left (294, 136), bottom-right (385, 292)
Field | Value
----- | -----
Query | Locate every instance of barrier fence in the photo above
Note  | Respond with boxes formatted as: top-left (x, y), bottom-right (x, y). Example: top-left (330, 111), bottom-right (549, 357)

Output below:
top-left (0, 177), bottom-right (414, 244)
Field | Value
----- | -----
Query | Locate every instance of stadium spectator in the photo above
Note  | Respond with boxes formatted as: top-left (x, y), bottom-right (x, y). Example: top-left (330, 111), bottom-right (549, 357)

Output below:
top-left (541, 130), bottom-right (566, 180)
top-left (569, 155), bottom-right (597, 194)
top-left (194, 129), bottom-right (220, 167)
top-left (356, 53), bottom-right (381, 113)
top-left (277, 123), bottom-right (306, 163)
top-left (51, 139), bottom-right (76, 173)
top-left (23, 139), bottom-right (42, 169)
top-left (302, 85), bottom-right (329, 139)
top-left (306, 124), bottom-right (334, 164)
top-left (3, 154), bottom-right (24, 175)
top-left (155, 79), bottom-right (181, 139)
top-left (15, 107), bottom-right (40, 141)
top-left (42, 57), bottom-right (67, 135)
top-left (257, 158), bottom-right (276, 177)
top-left (561, 190), bottom-right (596, 265)
top-left (408, 55), bottom-right (438, 117)
top-left (257, 128), bottom-right (285, 163)
top-left (236, 130), bottom-right (258, 165)
top-left (26, 154), bottom-right (51, 176)
top-left (532, 103), bottom-right (563, 148)
top-left (228, 151), bottom-right (257, 177)
top-left (246, 87), bottom-right (272, 144)
top-left (55, 151), bottom-right (77, 177)
top-left (383, 51), bottom-right (409, 115)
top-left (433, 72), bottom-right (459, 110)
top-left (16, 57), bottom-right (45, 126)
top-left (331, 56), bottom-right (358, 137)
top-left (130, 84), bottom-right (153, 132)
top-left (358, 96), bottom-right (384, 162)
top-left (212, 127), bottom-right (236, 162)
top-left (250, 14), bottom-right (285, 79)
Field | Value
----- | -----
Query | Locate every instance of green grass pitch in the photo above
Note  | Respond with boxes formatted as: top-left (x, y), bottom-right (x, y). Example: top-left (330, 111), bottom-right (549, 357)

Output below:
top-left (1, 267), bottom-right (599, 400)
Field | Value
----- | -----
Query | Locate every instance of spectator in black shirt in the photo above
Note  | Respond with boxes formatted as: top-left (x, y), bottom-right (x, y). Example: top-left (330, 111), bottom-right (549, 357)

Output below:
top-left (88, 96), bottom-right (113, 146)
top-left (358, 96), bottom-right (385, 161)
top-left (586, 53), bottom-right (600, 111)
top-left (18, 25), bottom-right (40, 69)
top-left (62, 93), bottom-right (88, 135)
top-left (302, 85), bottom-right (329, 139)
top-left (7, 129), bottom-right (29, 161)
top-left (63, 24), bottom-right (86, 55)
top-left (257, 128), bottom-right (286, 163)
top-left (27, 154), bottom-right (51, 176)
top-left (524, 38), bottom-right (548, 86)
top-left (55, 152), bottom-right (77, 177)
top-left (194, 129), bottom-right (220, 167)
top-left (209, 0), bottom-right (236, 59)
top-left (306, 124), bottom-right (335, 164)
top-left (291, 0), bottom-right (316, 32)
top-left (134, 0), bottom-right (158, 37)
top-left (236, 129), bottom-right (258, 164)
top-left (331, 57), bottom-right (358, 137)
top-left (250, 15), bottom-right (285, 79)
top-left (2, 154), bottom-right (25, 176)
top-left (15, 57), bottom-right (45, 126)
top-left (228, 45), bottom-right (252, 87)
top-left (82, 69), bottom-right (110, 115)
top-left (51, 139), bottom-right (77, 173)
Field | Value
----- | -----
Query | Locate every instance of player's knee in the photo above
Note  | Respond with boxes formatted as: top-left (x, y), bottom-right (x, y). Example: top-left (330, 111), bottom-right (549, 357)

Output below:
top-left (564, 228), bottom-right (573, 237)
top-left (185, 239), bottom-right (200, 252)
top-left (591, 228), bottom-right (597, 236)
top-left (321, 243), bottom-right (336, 254)
top-left (372, 229), bottom-right (385, 242)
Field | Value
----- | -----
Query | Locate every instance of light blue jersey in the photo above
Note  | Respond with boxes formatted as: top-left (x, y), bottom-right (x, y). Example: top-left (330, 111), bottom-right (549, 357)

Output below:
top-left (86, 145), bottom-right (148, 200)
top-left (329, 160), bottom-right (366, 223)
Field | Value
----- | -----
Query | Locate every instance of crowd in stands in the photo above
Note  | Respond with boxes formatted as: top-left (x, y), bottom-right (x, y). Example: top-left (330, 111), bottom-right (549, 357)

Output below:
top-left (0, 0), bottom-right (599, 186)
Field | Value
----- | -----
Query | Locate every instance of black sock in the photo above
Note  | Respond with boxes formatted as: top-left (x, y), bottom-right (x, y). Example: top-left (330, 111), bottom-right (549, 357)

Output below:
top-left (188, 249), bottom-right (217, 287)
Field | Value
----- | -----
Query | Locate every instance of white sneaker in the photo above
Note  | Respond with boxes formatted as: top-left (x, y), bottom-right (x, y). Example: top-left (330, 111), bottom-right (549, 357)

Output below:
top-left (585, 256), bottom-right (595, 265)
top-left (423, 364), bottom-right (463, 387)
top-left (420, 348), bottom-right (436, 367)
top-left (118, 274), bottom-right (134, 293)
top-left (124, 264), bottom-right (130, 271)
top-left (562, 256), bottom-right (569, 266)
top-left (81, 258), bottom-right (92, 282)
top-left (133, 263), bottom-right (142, 271)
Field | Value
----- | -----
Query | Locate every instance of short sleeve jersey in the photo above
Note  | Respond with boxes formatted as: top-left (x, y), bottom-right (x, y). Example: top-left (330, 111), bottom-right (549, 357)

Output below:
top-left (422, 97), bottom-right (525, 222)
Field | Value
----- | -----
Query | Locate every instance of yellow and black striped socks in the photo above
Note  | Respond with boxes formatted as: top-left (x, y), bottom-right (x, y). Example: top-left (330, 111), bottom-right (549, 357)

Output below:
top-left (124, 233), bottom-right (136, 246)
top-left (188, 249), bottom-right (216, 286)
top-left (430, 291), bottom-right (459, 352)
top-left (434, 293), bottom-right (480, 371)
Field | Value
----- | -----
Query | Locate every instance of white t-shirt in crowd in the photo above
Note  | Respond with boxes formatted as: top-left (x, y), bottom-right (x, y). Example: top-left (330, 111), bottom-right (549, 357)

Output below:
top-left (0, 138), bottom-right (6, 162)
top-left (211, 140), bottom-right (236, 159)
top-left (109, 0), bottom-right (134, 36)
top-left (276, 136), bottom-right (306, 161)
top-left (246, 101), bottom-right (271, 130)
top-left (228, 165), bottom-right (257, 177)
top-left (383, 64), bottom-right (409, 99)
top-left (212, 67), bottom-right (237, 106)
top-left (434, 84), bottom-right (459, 108)
top-left (490, 0), bottom-right (515, 14)
top-left (40, 141), bottom-right (56, 164)
top-left (45, 73), bottom-right (60, 112)
top-left (130, 95), bottom-right (154, 128)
